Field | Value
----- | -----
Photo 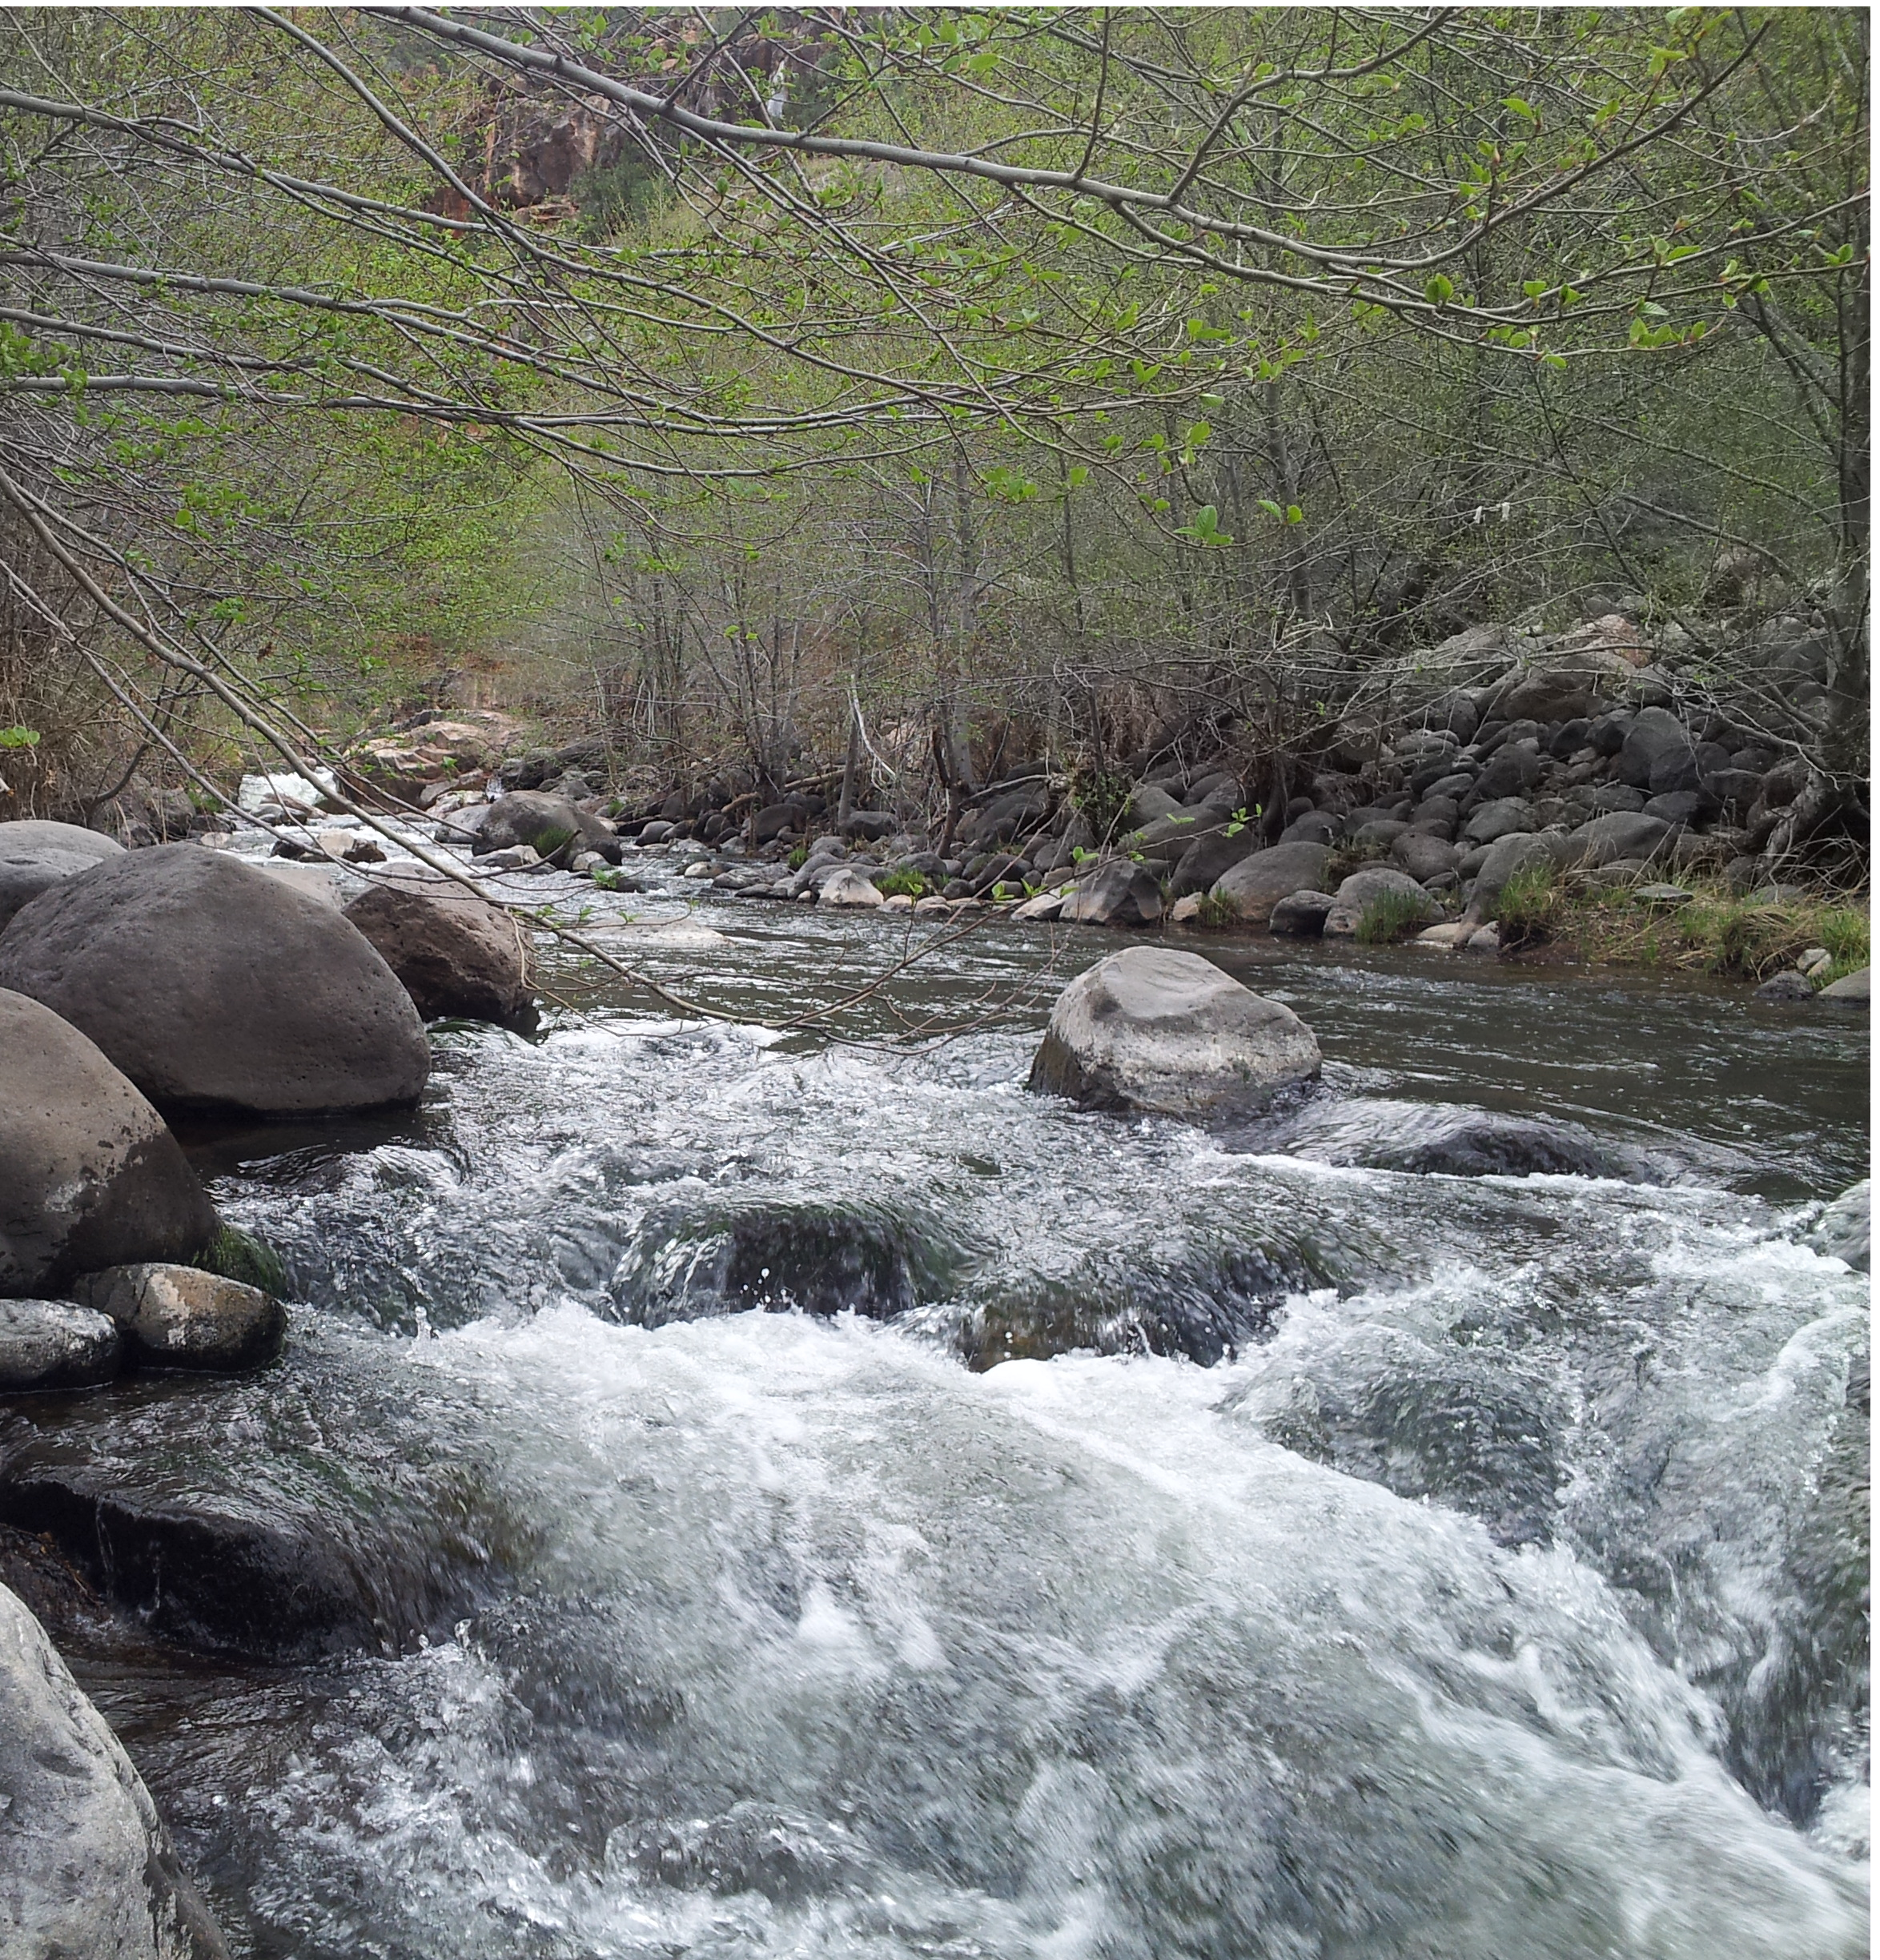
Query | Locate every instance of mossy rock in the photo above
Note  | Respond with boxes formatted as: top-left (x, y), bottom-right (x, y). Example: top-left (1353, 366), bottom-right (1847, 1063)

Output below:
top-left (195, 1223), bottom-right (290, 1297)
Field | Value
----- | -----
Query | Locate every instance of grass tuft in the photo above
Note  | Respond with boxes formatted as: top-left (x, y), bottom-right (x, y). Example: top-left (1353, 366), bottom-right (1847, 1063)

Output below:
top-left (875, 869), bottom-right (927, 899)
top-left (1495, 862), bottom-right (1564, 948)
top-left (1192, 891), bottom-right (1238, 930)
top-left (1356, 889), bottom-right (1435, 942)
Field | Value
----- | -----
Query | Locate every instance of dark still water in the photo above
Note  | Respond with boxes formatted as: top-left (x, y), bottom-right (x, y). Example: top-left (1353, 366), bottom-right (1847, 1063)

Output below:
top-left (16, 866), bottom-right (1869, 1959)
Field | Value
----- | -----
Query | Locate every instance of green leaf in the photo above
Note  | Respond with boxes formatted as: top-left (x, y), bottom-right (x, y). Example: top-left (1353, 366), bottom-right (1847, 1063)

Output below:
top-left (0, 725), bottom-right (41, 749)
top-left (1424, 273), bottom-right (1454, 306)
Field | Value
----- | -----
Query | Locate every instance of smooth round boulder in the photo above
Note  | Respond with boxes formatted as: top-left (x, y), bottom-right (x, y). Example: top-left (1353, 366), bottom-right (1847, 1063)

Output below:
top-left (472, 791), bottom-right (621, 867)
top-left (1027, 946), bottom-right (1320, 1117)
top-left (1269, 890), bottom-right (1336, 937)
top-left (1323, 866), bottom-right (1441, 938)
top-left (0, 1299), bottom-right (122, 1392)
top-left (0, 990), bottom-right (216, 1296)
top-left (1809, 1180), bottom-right (1870, 1271)
top-left (0, 820), bottom-right (124, 930)
top-left (1059, 860), bottom-right (1164, 926)
top-left (0, 846), bottom-right (428, 1116)
top-left (0, 1582), bottom-right (231, 1958)
top-left (70, 1263), bottom-right (284, 1372)
top-left (343, 871), bottom-right (532, 1022)
top-left (817, 866), bottom-right (885, 907)
top-left (1560, 811), bottom-right (1672, 870)
top-left (1211, 841), bottom-right (1332, 927)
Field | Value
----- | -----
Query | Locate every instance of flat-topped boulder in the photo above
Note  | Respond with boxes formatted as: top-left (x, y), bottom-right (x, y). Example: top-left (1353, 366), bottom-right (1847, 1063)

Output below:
top-left (0, 845), bottom-right (428, 1116)
top-left (72, 1263), bottom-right (285, 1372)
top-left (0, 819), bottom-right (124, 929)
top-left (0, 990), bottom-right (216, 1297)
top-left (1028, 946), bottom-right (1320, 1117)
top-left (0, 1299), bottom-right (122, 1392)
top-left (0, 1582), bottom-right (230, 1957)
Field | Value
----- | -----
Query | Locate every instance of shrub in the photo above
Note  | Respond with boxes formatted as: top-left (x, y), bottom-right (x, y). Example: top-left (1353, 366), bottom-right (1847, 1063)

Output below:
top-left (1496, 863), bottom-right (1563, 947)
top-left (1356, 890), bottom-right (1434, 943)
top-left (1325, 837), bottom-right (1387, 886)
top-left (1070, 760), bottom-right (1132, 845)
top-left (875, 869), bottom-right (927, 899)
top-left (786, 843), bottom-right (809, 870)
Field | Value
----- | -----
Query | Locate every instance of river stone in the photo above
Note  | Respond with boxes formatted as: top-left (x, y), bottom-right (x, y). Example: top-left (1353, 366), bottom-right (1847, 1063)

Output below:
top-left (1615, 706), bottom-right (1693, 790)
top-left (0, 820), bottom-right (125, 930)
top-left (1211, 841), bottom-right (1332, 927)
top-left (344, 872), bottom-right (532, 1022)
top-left (1323, 867), bottom-right (1441, 938)
top-left (818, 866), bottom-right (885, 907)
top-left (0, 1582), bottom-right (231, 1958)
top-left (1472, 744), bottom-right (1543, 803)
top-left (1279, 811), bottom-right (1338, 845)
top-left (1027, 946), bottom-right (1320, 1118)
top-left (1561, 811), bottom-right (1671, 870)
top-left (1060, 861), bottom-right (1163, 926)
top-left (1818, 966), bottom-right (1869, 1005)
top-left (71, 1263), bottom-right (285, 1372)
top-left (0, 846), bottom-right (429, 1117)
top-left (1460, 797), bottom-right (1535, 845)
top-left (255, 859), bottom-right (347, 907)
top-left (1169, 825), bottom-right (1260, 898)
top-left (1755, 970), bottom-right (1814, 1002)
top-left (473, 791), bottom-right (621, 867)
top-left (1464, 833), bottom-right (1557, 926)
top-left (1392, 832), bottom-right (1460, 883)
top-left (1809, 1180), bottom-right (1870, 1271)
top-left (1130, 809), bottom-right (1223, 858)
top-left (0, 1299), bottom-right (122, 1392)
top-left (1269, 890), bottom-right (1336, 937)
top-left (1127, 784), bottom-right (1183, 827)
top-left (0, 989), bottom-right (216, 1298)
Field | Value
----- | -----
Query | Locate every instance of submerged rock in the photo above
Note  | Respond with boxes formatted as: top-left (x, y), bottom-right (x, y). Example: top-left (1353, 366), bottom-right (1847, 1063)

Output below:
top-left (0, 989), bottom-right (216, 1297)
top-left (1028, 946), bottom-right (1320, 1118)
top-left (344, 870), bottom-right (533, 1022)
top-left (0, 845), bottom-right (429, 1117)
top-left (0, 819), bottom-right (124, 930)
top-left (0, 1300), bottom-right (122, 1393)
top-left (0, 1582), bottom-right (231, 1958)
top-left (71, 1264), bottom-right (284, 1372)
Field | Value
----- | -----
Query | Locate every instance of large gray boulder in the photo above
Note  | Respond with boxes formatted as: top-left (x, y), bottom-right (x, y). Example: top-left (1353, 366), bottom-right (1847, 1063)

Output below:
top-left (72, 1263), bottom-right (285, 1372)
top-left (1059, 860), bottom-right (1163, 926)
top-left (343, 870), bottom-right (532, 1022)
top-left (0, 990), bottom-right (215, 1298)
top-left (1211, 841), bottom-right (1332, 927)
top-left (0, 820), bottom-right (126, 930)
top-left (1323, 867), bottom-right (1441, 938)
top-left (0, 1582), bottom-right (230, 1957)
top-left (0, 846), bottom-right (428, 1117)
top-left (1460, 797), bottom-right (1535, 846)
top-left (472, 791), bottom-right (621, 867)
top-left (1027, 946), bottom-right (1320, 1117)
top-left (1560, 812), bottom-right (1672, 870)
top-left (1392, 832), bottom-right (1460, 884)
top-left (1808, 1180), bottom-right (1870, 1270)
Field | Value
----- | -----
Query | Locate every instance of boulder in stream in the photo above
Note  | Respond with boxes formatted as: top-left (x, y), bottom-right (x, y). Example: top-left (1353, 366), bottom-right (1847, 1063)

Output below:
top-left (0, 1581), bottom-right (231, 1958)
top-left (0, 819), bottom-right (125, 930)
top-left (0, 988), bottom-right (216, 1298)
top-left (0, 845), bottom-right (429, 1117)
top-left (1808, 1180), bottom-right (1870, 1271)
top-left (344, 870), bottom-right (533, 1022)
top-left (0, 1299), bottom-right (123, 1392)
top-left (1028, 946), bottom-right (1320, 1117)
top-left (472, 790), bottom-right (620, 867)
top-left (1059, 860), bottom-right (1163, 926)
top-left (71, 1263), bottom-right (285, 1372)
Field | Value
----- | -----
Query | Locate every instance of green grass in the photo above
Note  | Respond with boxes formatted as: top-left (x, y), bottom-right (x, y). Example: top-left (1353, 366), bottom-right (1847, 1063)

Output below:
top-left (1191, 892), bottom-right (1238, 930)
top-left (1356, 889), bottom-right (1437, 943)
top-left (786, 843), bottom-right (809, 870)
top-left (530, 824), bottom-right (577, 861)
top-left (874, 869), bottom-right (928, 899)
top-left (1494, 862), bottom-right (1565, 948)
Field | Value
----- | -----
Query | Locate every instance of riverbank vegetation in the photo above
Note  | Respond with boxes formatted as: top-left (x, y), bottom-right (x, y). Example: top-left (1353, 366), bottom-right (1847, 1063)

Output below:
top-left (0, 6), bottom-right (1866, 890)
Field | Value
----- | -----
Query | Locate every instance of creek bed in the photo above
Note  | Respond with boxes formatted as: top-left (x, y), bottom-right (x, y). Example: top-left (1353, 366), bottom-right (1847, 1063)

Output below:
top-left (15, 859), bottom-right (1870, 1958)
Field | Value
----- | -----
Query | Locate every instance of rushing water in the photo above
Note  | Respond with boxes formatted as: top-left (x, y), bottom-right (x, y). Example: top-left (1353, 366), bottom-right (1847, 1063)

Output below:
top-left (10, 848), bottom-right (1869, 1959)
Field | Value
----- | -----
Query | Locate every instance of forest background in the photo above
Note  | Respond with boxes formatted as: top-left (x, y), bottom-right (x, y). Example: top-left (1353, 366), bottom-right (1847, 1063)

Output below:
top-left (0, 4), bottom-right (1866, 849)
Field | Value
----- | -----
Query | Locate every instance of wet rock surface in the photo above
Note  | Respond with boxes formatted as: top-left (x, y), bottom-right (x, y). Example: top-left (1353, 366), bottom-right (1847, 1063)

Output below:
top-left (1029, 946), bottom-right (1321, 1116)
top-left (70, 1264), bottom-right (285, 1372)
top-left (0, 1580), bottom-right (230, 1958)
top-left (0, 1299), bottom-right (122, 1393)
top-left (0, 846), bottom-right (430, 1117)
top-left (0, 989), bottom-right (216, 1297)
top-left (343, 870), bottom-right (533, 1023)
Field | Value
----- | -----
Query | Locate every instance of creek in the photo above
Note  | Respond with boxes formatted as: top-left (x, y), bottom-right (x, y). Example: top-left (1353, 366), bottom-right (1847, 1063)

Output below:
top-left (12, 858), bottom-right (1870, 1959)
